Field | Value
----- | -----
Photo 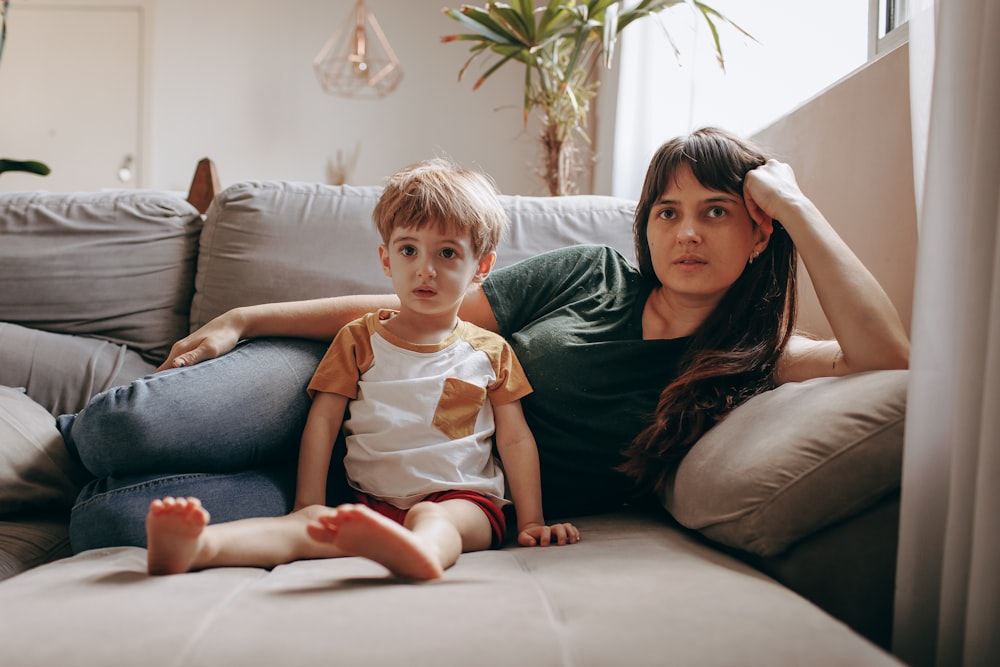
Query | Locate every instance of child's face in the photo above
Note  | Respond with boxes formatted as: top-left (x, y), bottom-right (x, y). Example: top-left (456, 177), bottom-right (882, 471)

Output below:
top-left (378, 222), bottom-right (495, 318)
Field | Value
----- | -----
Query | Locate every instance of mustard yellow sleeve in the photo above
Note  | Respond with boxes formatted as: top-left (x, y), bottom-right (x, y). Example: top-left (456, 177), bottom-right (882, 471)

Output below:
top-left (463, 322), bottom-right (532, 406)
top-left (306, 315), bottom-right (374, 399)
top-left (489, 340), bottom-right (533, 405)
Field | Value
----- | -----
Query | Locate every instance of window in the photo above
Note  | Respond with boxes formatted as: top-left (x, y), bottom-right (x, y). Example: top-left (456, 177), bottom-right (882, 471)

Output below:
top-left (605, 0), bottom-right (871, 199)
top-left (869, 0), bottom-right (910, 57)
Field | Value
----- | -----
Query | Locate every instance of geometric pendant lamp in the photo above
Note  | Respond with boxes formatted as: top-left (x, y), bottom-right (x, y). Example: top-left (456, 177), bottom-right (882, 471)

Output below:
top-left (313, 0), bottom-right (403, 98)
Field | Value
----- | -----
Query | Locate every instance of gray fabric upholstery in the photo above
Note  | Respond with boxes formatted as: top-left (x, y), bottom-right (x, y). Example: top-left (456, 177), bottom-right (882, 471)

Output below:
top-left (0, 512), bottom-right (901, 667)
top-left (0, 386), bottom-right (87, 513)
top-left (0, 182), bottom-right (904, 662)
top-left (665, 370), bottom-right (907, 556)
top-left (0, 190), bottom-right (202, 364)
top-left (0, 515), bottom-right (70, 581)
top-left (190, 183), bottom-right (387, 330)
top-left (0, 322), bottom-right (156, 416)
top-left (189, 181), bottom-right (636, 331)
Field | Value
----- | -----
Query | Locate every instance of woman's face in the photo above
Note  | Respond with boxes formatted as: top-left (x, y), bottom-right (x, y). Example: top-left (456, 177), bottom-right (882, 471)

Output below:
top-left (645, 163), bottom-right (766, 306)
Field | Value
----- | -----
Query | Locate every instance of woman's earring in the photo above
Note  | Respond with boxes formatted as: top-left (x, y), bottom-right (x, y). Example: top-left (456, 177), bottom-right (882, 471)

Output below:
top-left (748, 250), bottom-right (760, 265)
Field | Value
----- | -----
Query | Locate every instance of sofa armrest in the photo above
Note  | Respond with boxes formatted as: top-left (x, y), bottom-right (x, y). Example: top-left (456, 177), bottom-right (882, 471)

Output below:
top-left (662, 370), bottom-right (907, 557)
top-left (186, 157), bottom-right (220, 215)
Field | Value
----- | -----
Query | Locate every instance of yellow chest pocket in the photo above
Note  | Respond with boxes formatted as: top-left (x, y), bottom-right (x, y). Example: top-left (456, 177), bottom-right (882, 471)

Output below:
top-left (432, 377), bottom-right (488, 440)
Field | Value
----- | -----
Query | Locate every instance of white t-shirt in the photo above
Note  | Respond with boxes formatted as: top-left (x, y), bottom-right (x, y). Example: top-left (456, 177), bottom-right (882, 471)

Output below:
top-left (307, 310), bottom-right (532, 509)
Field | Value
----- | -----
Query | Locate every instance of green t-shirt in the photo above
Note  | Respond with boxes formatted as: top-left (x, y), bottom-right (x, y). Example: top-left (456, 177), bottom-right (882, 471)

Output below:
top-left (483, 244), bottom-right (690, 517)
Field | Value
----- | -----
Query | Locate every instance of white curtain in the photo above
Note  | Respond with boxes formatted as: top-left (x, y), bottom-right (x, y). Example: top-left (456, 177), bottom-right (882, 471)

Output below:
top-left (893, 1), bottom-right (1000, 666)
top-left (609, 8), bottom-right (697, 201)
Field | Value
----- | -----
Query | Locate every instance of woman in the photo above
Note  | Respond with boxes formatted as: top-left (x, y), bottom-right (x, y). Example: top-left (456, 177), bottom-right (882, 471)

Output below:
top-left (61, 128), bottom-right (909, 551)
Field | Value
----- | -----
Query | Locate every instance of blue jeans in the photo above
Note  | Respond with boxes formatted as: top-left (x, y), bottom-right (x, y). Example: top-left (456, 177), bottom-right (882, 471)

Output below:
top-left (59, 338), bottom-right (349, 553)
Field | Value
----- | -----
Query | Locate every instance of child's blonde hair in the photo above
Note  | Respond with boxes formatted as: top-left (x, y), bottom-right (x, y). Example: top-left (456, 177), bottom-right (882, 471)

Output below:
top-left (372, 158), bottom-right (507, 258)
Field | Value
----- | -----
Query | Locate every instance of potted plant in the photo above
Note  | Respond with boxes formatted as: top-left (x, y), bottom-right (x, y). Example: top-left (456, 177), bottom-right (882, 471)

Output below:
top-left (0, 0), bottom-right (50, 178)
top-left (442, 0), bottom-right (744, 195)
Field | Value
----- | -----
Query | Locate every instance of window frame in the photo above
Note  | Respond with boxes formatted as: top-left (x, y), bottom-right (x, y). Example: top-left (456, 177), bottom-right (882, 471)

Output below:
top-left (869, 0), bottom-right (910, 58)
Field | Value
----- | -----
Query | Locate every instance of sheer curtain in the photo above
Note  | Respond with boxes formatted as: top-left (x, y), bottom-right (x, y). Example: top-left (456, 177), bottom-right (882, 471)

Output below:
top-left (893, 1), bottom-right (1000, 666)
top-left (608, 9), bottom-right (696, 201)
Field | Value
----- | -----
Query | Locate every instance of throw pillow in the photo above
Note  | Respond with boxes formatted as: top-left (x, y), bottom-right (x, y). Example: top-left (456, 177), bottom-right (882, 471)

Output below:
top-left (663, 370), bottom-right (907, 557)
top-left (0, 386), bottom-right (88, 513)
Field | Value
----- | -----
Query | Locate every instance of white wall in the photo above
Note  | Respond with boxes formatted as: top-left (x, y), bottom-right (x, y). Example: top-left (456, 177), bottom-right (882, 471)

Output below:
top-left (150, 0), bottom-right (541, 194)
top-left (4, 0), bottom-right (919, 334)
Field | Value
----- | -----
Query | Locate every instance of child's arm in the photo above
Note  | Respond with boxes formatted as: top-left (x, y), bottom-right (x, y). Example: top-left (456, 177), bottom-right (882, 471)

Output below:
top-left (293, 391), bottom-right (349, 511)
top-left (492, 400), bottom-right (580, 547)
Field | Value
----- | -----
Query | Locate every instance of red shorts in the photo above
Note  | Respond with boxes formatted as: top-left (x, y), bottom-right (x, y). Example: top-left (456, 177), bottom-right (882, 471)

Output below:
top-left (354, 490), bottom-right (507, 548)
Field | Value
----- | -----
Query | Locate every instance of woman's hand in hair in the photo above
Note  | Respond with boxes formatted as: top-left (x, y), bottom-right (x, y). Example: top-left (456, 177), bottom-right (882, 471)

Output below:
top-left (748, 161), bottom-right (911, 379)
top-left (742, 159), bottom-right (810, 235)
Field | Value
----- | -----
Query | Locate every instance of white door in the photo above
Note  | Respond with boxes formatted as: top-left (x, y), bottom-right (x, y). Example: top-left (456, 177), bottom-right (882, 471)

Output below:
top-left (0, 5), bottom-right (141, 192)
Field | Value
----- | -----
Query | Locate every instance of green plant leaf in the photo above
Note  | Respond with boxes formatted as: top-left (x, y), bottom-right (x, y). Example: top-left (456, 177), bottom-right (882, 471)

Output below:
top-left (696, 5), bottom-right (725, 69)
top-left (537, 2), bottom-right (574, 36)
top-left (442, 7), bottom-right (513, 44)
top-left (512, 0), bottom-right (538, 40)
top-left (691, 1), bottom-right (755, 70)
top-left (474, 47), bottom-right (528, 90)
top-left (694, 1), bottom-right (756, 45)
top-left (441, 0), bottom-right (748, 194)
top-left (601, 2), bottom-right (619, 67)
top-left (617, 0), bottom-right (683, 31)
top-left (586, 0), bottom-right (618, 18)
top-left (0, 159), bottom-right (51, 176)
top-left (492, 2), bottom-right (534, 43)
top-left (489, 9), bottom-right (530, 45)
top-left (455, 48), bottom-right (487, 83)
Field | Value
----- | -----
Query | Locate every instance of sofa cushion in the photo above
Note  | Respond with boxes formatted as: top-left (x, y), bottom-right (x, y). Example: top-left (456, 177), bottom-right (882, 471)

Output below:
top-left (663, 370), bottom-right (907, 557)
top-left (0, 190), bottom-right (202, 364)
top-left (190, 182), bottom-right (387, 331)
top-left (0, 323), bottom-right (157, 416)
top-left (189, 180), bottom-right (636, 331)
top-left (0, 512), bottom-right (900, 667)
top-left (0, 386), bottom-right (87, 514)
top-left (498, 193), bottom-right (636, 266)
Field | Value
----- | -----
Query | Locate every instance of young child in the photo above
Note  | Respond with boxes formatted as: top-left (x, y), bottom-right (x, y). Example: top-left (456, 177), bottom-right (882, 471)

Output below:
top-left (145, 159), bottom-right (580, 580)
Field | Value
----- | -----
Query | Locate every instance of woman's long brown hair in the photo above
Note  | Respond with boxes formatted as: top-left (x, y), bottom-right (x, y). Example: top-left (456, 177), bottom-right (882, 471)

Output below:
top-left (619, 128), bottom-right (799, 494)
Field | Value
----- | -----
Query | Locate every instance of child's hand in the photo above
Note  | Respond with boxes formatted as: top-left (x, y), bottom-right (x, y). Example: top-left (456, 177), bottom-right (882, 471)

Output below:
top-left (517, 522), bottom-right (580, 547)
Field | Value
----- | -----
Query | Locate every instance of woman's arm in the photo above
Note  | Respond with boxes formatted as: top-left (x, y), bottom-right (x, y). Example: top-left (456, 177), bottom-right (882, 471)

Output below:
top-left (158, 295), bottom-right (400, 370)
top-left (743, 160), bottom-right (910, 383)
top-left (158, 283), bottom-right (506, 371)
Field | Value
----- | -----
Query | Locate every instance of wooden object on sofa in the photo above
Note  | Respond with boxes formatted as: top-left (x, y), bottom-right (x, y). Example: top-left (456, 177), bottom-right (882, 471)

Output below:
top-left (186, 158), bottom-right (220, 214)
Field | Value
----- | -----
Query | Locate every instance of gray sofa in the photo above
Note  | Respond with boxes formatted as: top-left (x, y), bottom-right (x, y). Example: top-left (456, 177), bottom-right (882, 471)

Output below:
top-left (0, 176), bottom-right (906, 665)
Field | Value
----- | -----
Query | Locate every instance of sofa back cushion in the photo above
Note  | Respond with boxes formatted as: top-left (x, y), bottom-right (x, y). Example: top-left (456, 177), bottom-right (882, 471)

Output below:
top-left (189, 180), bottom-right (637, 331)
top-left (0, 191), bottom-right (202, 364)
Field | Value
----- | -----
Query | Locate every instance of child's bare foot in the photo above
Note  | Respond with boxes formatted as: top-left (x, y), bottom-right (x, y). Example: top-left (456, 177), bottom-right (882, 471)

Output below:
top-left (146, 497), bottom-right (209, 575)
top-left (307, 504), bottom-right (444, 580)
